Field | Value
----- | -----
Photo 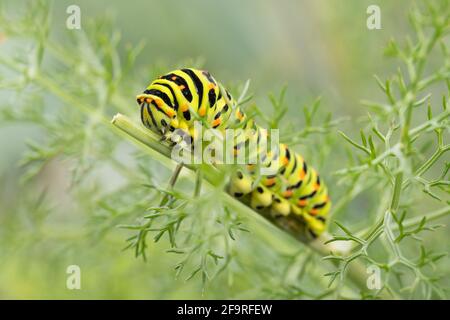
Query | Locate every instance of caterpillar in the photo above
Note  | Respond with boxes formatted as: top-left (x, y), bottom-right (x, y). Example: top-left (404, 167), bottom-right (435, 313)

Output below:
top-left (136, 68), bottom-right (331, 238)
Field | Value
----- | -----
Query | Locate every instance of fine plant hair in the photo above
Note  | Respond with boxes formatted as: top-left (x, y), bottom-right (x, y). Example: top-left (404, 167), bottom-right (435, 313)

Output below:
top-left (0, 1), bottom-right (448, 299)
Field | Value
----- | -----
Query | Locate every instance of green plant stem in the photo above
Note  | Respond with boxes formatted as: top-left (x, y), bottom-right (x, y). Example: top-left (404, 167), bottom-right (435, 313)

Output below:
top-left (390, 173), bottom-right (403, 212)
top-left (160, 162), bottom-right (184, 206)
top-left (335, 109), bottom-right (449, 176)
top-left (355, 200), bottom-right (450, 240)
top-left (414, 145), bottom-right (450, 177)
top-left (396, 206), bottom-right (450, 230)
top-left (111, 113), bottom-right (391, 298)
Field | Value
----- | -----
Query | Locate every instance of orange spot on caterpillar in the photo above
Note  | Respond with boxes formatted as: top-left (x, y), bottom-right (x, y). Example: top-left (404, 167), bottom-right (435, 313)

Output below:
top-left (145, 98), bottom-right (152, 104)
top-left (314, 183), bottom-right (320, 190)
top-left (212, 118), bottom-right (221, 127)
top-left (179, 85), bottom-right (185, 90)
top-left (208, 83), bottom-right (215, 89)
top-left (297, 199), bottom-right (307, 207)
top-left (171, 76), bottom-right (177, 80)
top-left (282, 157), bottom-right (289, 166)
top-left (282, 190), bottom-right (293, 198)
top-left (199, 108), bottom-right (206, 117)
top-left (236, 110), bottom-right (244, 120)
top-left (154, 99), bottom-right (163, 107)
top-left (181, 104), bottom-right (189, 112)
top-left (309, 209), bottom-right (319, 215)
top-left (299, 170), bottom-right (305, 179)
top-left (136, 96), bottom-right (144, 104)
top-left (264, 178), bottom-right (276, 187)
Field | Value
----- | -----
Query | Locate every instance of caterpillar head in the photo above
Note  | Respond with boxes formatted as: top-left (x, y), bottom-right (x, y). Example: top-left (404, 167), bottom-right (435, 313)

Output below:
top-left (137, 93), bottom-right (178, 134)
top-left (136, 92), bottom-right (195, 150)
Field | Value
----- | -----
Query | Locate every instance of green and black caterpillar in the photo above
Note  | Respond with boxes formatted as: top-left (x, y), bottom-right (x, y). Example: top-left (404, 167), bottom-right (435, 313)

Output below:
top-left (136, 68), bottom-right (331, 237)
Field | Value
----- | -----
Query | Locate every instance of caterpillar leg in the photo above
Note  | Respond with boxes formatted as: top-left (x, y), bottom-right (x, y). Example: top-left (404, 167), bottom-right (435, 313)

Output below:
top-left (250, 185), bottom-right (272, 210)
top-left (270, 195), bottom-right (291, 217)
top-left (229, 170), bottom-right (253, 198)
top-left (303, 214), bottom-right (327, 237)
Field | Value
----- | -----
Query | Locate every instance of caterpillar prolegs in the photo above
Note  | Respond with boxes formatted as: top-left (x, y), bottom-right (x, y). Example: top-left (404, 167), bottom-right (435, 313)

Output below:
top-left (136, 68), bottom-right (331, 237)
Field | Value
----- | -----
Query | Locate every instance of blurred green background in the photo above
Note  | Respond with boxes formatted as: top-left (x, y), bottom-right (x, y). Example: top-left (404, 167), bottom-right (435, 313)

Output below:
top-left (0, 0), bottom-right (448, 299)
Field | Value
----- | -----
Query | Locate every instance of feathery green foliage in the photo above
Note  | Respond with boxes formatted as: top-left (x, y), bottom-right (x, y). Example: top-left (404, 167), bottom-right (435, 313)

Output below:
top-left (0, 0), bottom-right (448, 299)
top-left (328, 2), bottom-right (450, 299)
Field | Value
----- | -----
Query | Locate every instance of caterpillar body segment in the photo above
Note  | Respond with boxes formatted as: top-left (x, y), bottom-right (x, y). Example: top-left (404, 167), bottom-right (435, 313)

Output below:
top-left (137, 68), bottom-right (331, 237)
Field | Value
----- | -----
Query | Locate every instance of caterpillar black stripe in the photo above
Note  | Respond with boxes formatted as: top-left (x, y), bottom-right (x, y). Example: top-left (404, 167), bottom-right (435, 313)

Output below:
top-left (136, 68), bottom-right (331, 237)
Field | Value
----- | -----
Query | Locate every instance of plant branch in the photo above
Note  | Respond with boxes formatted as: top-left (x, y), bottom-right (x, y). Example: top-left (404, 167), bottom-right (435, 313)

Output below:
top-left (111, 113), bottom-right (381, 297)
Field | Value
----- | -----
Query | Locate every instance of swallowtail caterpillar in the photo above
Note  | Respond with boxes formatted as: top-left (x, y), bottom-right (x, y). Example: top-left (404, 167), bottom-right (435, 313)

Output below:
top-left (136, 68), bottom-right (331, 238)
